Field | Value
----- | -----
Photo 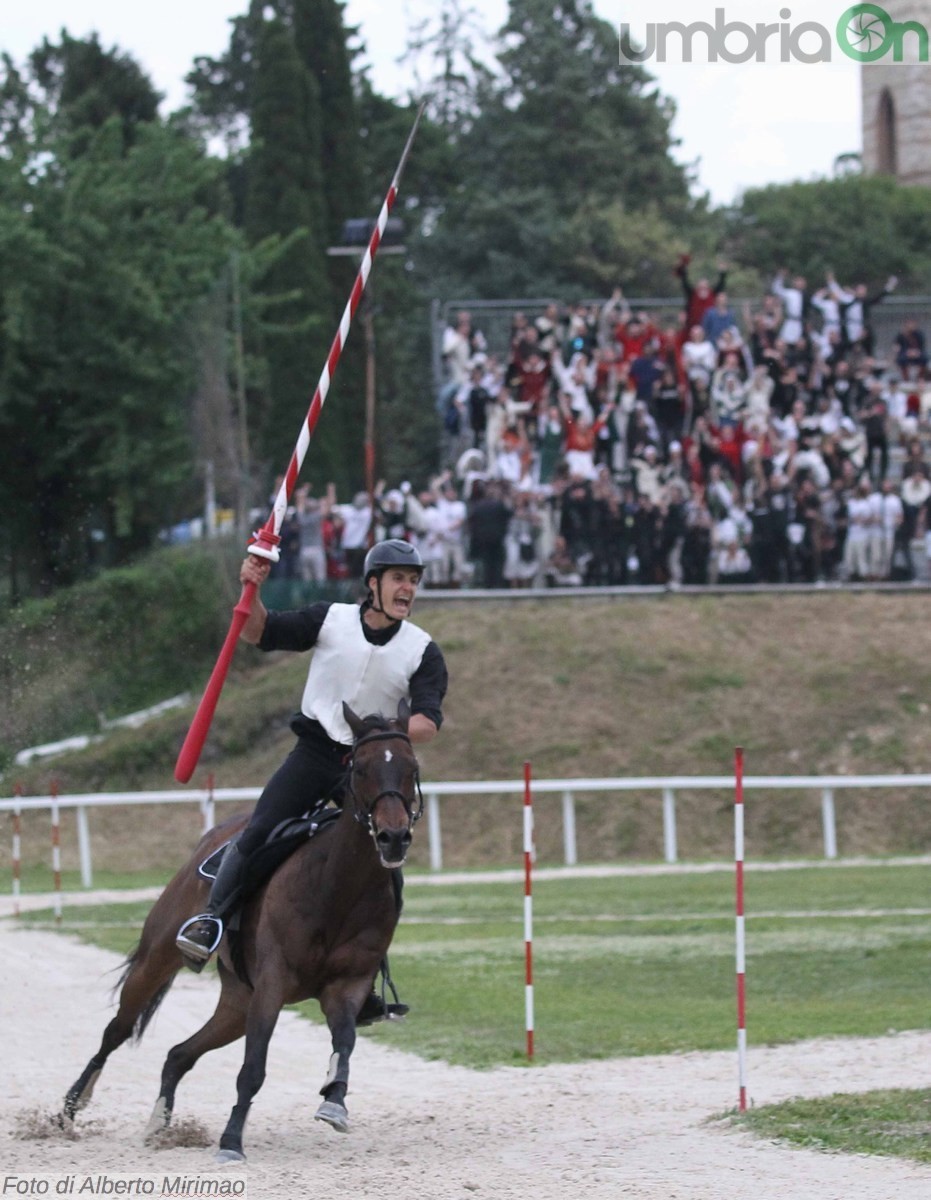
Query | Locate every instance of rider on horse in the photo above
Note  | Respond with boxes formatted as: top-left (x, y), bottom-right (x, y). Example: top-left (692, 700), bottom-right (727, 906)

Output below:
top-left (177, 538), bottom-right (448, 1021)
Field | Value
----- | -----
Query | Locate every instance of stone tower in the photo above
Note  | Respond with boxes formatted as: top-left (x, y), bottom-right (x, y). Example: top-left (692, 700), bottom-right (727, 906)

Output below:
top-left (860, 0), bottom-right (931, 185)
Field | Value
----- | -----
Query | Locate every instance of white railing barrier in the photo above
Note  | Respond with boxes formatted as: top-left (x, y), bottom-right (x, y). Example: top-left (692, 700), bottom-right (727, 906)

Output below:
top-left (1, 773), bottom-right (926, 885)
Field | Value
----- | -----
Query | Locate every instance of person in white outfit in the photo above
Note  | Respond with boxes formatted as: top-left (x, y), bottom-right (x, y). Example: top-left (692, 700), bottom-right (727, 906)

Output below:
top-left (843, 478), bottom-right (873, 582)
top-left (877, 479), bottom-right (904, 580)
top-left (771, 272), bottom-right (808, 345)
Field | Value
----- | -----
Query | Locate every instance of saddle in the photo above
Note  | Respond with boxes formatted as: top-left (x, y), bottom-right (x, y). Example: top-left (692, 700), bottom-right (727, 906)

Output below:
top-left (198, 808), bottom-right (341, 906)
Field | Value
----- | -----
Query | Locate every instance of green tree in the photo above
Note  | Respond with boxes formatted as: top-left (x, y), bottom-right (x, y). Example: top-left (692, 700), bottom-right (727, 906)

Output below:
top-left (485, 0), bottom-right (689, 214)
top-left (729, 176), bottom-right (931, 289)
top-left (0, 44), bottom-right (239, 598)
top-left (417, 0), bottom-right (694, 299)
top-left (187, 2), bottom-right (377, 497)
top-left (29, 32), bottom-right (161, 152)
top-left (292, 0), bottom-right (365, 240)
top-left (244, 17), bottom-right (332, 479)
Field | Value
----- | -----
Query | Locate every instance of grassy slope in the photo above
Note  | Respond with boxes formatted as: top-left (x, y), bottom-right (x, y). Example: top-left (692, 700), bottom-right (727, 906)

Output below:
top-left (6, 591), bottom-right (931, 871)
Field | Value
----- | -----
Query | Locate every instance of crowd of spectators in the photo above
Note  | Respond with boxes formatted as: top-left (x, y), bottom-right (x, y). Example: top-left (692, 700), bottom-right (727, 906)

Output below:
top-left (271, 258), bottom-right (931, 589)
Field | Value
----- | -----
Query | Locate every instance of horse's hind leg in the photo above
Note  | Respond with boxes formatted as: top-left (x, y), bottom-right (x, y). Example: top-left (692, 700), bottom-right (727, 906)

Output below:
top-left (145, 967), bottom-right (248, 1141)
top-left (62, 941), bottom-right (179, 1124)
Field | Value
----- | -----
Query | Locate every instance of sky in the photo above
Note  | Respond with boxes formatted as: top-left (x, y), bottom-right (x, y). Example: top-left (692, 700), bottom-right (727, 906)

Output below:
top-left (0, 0), bottom-right (863, 206)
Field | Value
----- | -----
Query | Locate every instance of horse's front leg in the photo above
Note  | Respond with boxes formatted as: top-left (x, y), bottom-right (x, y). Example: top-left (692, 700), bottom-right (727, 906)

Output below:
top-left (314, 980), bottom-right (370, 1133)
top-left (216, 987), bottom-right (284, 1164)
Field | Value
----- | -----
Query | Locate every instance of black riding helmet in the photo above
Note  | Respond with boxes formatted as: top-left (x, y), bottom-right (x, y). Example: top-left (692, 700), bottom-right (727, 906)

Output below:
top-left (363, 538), bottom-right (424, 581)
top-left (363, 539), bottom-right (424, 619)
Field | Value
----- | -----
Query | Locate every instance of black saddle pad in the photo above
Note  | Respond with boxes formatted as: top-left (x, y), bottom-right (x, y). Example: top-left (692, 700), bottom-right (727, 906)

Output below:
top-left (199, 809), bottom-right (341, 900)
top-left (242, 812), bottom-right (340, 902)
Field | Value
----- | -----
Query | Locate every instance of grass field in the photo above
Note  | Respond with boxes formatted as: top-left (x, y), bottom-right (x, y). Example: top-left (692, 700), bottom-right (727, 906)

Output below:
top-left (733, 1088), bottom-right (931, 1164)
top-left (17, 862), bottom-right (931, 1069)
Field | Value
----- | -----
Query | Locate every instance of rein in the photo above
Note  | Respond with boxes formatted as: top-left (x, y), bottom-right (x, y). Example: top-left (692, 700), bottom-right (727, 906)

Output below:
top-left (347, 727), bottom-right (424, 830)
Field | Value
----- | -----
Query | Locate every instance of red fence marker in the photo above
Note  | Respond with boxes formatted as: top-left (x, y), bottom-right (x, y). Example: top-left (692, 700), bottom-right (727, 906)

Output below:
top-left (735, 746), bottom-right (747, 1111)
top-left (523, 760), bottom-right (534, 1060)
top-left (11, 783), bottom-right (22, 918)
top-left (51, 778), bottom-right (62, 924)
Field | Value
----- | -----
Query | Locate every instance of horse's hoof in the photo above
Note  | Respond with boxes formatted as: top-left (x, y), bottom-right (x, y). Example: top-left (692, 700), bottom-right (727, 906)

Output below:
top-left (215, 1148), bottom-right (246, 1165)
top-left (143, 1097), bottom-right (170, 1142)
top-left (315, 1100), bottom-right (349, 1133)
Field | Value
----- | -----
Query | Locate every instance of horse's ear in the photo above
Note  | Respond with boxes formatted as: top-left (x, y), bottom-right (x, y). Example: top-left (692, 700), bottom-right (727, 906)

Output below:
top-left (343, 702), bottom-right (366, 740)
top-left (396, 698), bottom-right (411, 731)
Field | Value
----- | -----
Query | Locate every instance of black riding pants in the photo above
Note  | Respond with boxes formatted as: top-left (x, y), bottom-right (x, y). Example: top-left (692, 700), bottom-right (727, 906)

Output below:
top-left (236, 732), bottom-right (349, 856)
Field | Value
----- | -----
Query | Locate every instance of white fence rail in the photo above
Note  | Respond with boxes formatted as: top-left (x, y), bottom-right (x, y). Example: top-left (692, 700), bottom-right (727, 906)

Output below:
top-left (3, 773), bottom-right (930, 887)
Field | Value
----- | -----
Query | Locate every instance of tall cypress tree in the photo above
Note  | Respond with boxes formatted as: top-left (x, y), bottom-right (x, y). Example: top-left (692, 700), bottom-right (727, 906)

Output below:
top-left (291, 0), bottom-right (369, 500)
top-left (244, 17), bottom-right (335, 480)
top-left (292, 0), bottom-right (364, 239)
top-left (188, 2), bottom-right (370, 497)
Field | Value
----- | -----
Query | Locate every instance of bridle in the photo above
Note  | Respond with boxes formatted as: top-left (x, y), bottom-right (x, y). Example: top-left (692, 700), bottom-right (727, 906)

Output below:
top-left (346, 727), bottom-right (424, 832)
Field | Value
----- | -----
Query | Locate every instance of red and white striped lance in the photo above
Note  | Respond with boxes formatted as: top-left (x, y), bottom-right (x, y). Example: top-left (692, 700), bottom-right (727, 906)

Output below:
top-left (174, 104), bottom-right (425, 784)
top-left (734, 746), bottom-right (748, 1111)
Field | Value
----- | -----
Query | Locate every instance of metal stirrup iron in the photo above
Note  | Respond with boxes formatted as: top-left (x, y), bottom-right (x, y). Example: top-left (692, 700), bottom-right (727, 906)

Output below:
top-left (176, 914), bottom-right (224, 967)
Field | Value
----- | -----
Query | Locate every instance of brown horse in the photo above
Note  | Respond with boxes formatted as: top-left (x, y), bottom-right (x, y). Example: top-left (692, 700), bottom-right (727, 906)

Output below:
top-left (61, 700), bottom-right (422, 1161)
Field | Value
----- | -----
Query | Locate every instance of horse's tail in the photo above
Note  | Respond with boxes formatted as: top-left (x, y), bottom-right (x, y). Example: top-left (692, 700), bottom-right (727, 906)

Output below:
top-left (112, 944), bottom-right (177, 1043)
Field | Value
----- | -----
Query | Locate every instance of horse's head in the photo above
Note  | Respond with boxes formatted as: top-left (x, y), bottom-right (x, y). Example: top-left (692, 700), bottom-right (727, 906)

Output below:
top-left (343, 700), bottom-right (422, 868)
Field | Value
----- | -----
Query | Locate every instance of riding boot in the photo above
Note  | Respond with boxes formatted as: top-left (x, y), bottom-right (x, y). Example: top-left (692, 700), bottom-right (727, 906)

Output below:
top-left (176, 841), bottom-right (249, 972)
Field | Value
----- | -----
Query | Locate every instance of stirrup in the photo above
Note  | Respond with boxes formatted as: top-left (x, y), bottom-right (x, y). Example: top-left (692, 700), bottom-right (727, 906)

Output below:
top-left (176, 913), bottom-right (223, 973)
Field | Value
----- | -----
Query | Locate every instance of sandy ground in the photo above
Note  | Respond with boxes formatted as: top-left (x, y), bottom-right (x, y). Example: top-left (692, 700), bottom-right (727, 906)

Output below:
top-left (1, 921), bottom-right (929, 1200)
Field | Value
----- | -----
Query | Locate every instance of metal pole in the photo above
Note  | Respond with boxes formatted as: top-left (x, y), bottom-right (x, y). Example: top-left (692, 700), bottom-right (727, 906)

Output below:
top-left (364, 292), bottom-right (377, 546)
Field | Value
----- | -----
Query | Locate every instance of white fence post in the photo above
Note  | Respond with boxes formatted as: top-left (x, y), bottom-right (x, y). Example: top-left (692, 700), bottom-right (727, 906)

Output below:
top-left (562, 791), bottom-right (577, 866)
top-left (821, 788), bottom-right (837, 859)
top-left (76, 805), bottom-right (93, 888)
top-left (203, 774), bottom-right (216, 833)
top-left (427, 792), bottom-right (442, 872)
top-left (662, 788), bottom-right (678, 864)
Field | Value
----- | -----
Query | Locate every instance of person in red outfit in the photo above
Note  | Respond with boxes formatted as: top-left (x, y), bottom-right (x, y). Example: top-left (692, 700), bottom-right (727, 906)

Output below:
top-left (674, 255), bottom-right (728, 342)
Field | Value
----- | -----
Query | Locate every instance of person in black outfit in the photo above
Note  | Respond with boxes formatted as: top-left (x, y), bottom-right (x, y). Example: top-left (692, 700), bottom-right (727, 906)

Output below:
top-left (467, 480), bottom-right (512, 588)
top-left (176, 540), bottom-right (448, 1021)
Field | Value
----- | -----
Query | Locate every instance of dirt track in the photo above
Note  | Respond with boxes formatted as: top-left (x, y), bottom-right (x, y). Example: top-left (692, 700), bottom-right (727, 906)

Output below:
top-left (1, 923), bottom-right (929, 1199)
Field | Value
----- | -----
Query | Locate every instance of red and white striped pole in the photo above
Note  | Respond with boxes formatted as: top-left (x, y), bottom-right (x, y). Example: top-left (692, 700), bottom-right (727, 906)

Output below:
top-left (174, 103), bottom-right (426, 784)
top-left (11, 782), bottom-right (23, 918)
top-left (51, 778), bottom-right (62, 925)
top-left (523, 760), bottom-right (534, 1061)
top-left (734, 746), bottom-right (747, 1111)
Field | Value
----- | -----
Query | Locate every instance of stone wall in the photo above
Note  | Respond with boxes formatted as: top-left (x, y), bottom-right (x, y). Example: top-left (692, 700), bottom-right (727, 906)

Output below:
top-left (861, 0), bottom-right (931, 186)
